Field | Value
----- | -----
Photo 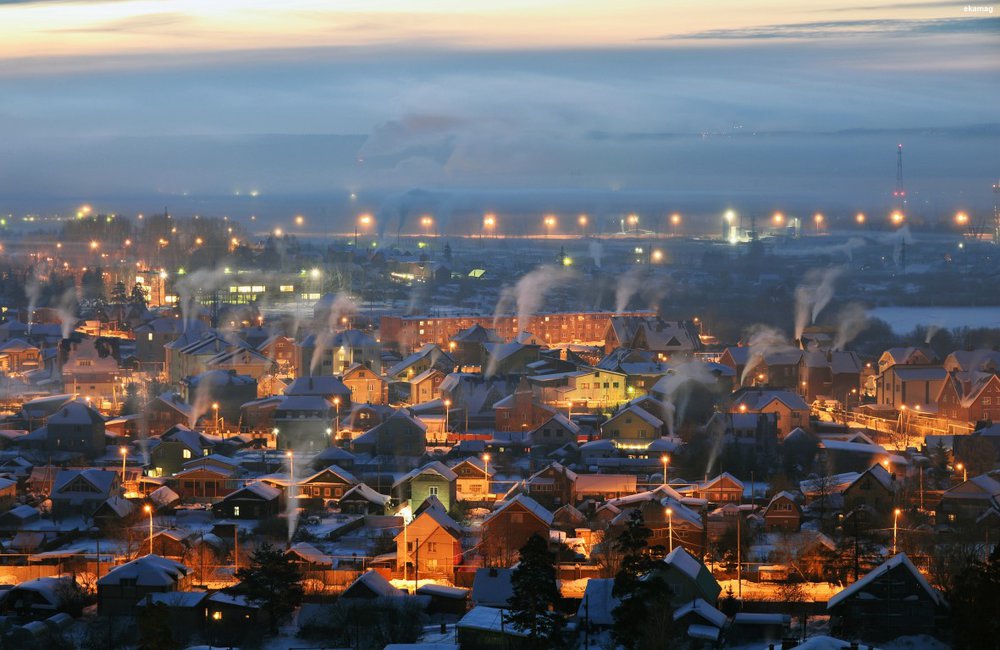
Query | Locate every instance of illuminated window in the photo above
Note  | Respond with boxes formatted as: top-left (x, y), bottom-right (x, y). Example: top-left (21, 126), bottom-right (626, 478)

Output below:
top-left (233, 506), bottom-right (240, 517)
top-left (147, 333), bottom-right (153, 341)
top-left (279, 285), bottom-right (294, 292)
top-left (182, 449), bottom-right (192, 459)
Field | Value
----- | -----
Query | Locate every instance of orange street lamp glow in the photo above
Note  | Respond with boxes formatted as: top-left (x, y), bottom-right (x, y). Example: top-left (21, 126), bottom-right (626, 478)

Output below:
top-left (772, 212), bottom-right (783, 225)
top-left (891, 211), bottom-right (905, 225)
top-left (955, 212), bottom-right (969, 225)
top-left (295, 215), bottom-right (305, 226)
top-left (670, 213), bottom-right (681, 226)
top-left (856, 212), bottom-right (866, 224)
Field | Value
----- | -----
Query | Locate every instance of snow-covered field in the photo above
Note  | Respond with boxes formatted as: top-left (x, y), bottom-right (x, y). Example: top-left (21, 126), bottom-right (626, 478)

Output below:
top-left (869, 305), bottom-right (1000, 334)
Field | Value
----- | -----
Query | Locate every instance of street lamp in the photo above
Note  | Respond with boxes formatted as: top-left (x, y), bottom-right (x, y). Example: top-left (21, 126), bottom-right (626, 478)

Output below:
top-left (772, 212), bottom-right (784, 226)
top-left (670, 213), bottom-right (681, 228)
top-left (356, 214), bottom-right (372, 248)
top-left (891, 210), bottom-right (905, 226)
top-left (212, 402), bottom-right (220, 430)
top-left (420, 215), bottom-right (433, 236)
top-left (483, 453), bottom-right (491, 497)
top-left (665, 507), bottom-right (674, 552)
top-left (578, 214), bottom-right (588, 236)
top-left (143, 504), bottom-right (153, 555)
top-left (957, 462), bottom-right (967, 482)
top-left (893, 508), bottom-right (902, 554)
top-left (119, 446), bottom-right (128, 489)
top-left (443, 399), bottom-right (452, 434)
top-left (543, 215), bottom-right (557, 238)
top-left (483, 214), bottom-right (496, 239)
top-left (661, 455), bottom-right (669, 486)
top-left (856, 212), bottom-right (866, 225)
top-left (627, 213), bottom-right (639, 234)
top-left (814, 213), bottom-right (824, 232)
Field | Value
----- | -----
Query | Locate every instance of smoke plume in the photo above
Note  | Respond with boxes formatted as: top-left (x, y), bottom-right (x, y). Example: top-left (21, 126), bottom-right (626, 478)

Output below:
top-left (741, 324), bottom-right (797, 385)
top-left (493, 265), bottom-right (576, 336)
top-left (794, 267), bottom-right (843, 340)
top-left (833, 303), bottom-right (869, 351)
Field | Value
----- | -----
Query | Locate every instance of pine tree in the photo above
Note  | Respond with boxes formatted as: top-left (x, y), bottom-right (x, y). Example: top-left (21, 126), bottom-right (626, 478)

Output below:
top-left (230, 542), bottom-right (305, 633)
top-left (612, 509), bottom-right (676, 650)
top-left (505, 534), bottom-right (563, 648)
top-left (950, 544), bottom-right (1000, 649)
top-left (129, 282), bottom-right (148, 310)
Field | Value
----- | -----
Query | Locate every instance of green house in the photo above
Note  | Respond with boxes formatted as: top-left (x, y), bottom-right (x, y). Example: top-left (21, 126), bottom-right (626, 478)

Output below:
top-left (392, 461), bottom-right (458, 512)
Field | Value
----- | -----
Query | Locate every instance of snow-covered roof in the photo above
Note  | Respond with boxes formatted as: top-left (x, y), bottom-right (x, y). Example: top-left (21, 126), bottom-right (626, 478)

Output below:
top-left (673, 598), bottom-right (727, 628)
top-left (576, 577), bottom-right (618, 626)
top-left (346, 570), bottom-right (404, 598)
top-left (484, 494), bottom-right (553, 527)
top-left (458, 606), bottom-right (529, 636)
top-left (827, 553), bottom-right (941, 609)
top-left (392, 460), bottom-right (457, 488)
top-left (98, 554), bottom-right (190, 587)
top-left (662, 546), bottom-right (704, 581)
top-left (286, 542), bottom-right (333, 567)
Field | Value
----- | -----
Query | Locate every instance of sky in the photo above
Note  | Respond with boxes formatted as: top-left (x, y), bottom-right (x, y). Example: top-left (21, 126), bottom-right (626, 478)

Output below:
top-left (1, 0), bottom-right (998, 226)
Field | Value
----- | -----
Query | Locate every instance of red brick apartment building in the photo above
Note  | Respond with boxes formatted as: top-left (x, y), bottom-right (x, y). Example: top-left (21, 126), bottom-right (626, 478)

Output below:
top-left (380, 310), bottom-right (655, 353)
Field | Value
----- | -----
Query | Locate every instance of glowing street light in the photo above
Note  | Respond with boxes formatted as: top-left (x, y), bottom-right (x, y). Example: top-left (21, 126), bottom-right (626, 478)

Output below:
top-left (543, 215), bottom-right (557, 237)
top-left (661, 455), bottom-right (669, 486)
top-left (891, 211), bottom-right (905, 225)
top-left (420, 215), bottom-right (433, 236)
top-left (813, 213), bottom-right (824, 232)
top-left (893, 508), bottom-right (902, 554)
top-left (670, 213), bottom-right (682, 227)
top-left (856, 212), bottom-right (866, 225)
top-left (651, 249), bottom-right (663, 263)
top-left (626, 213), bottom-right (639, 234)
top-left (724, 210), bottom-right (735, 223)
top-left (119, 446), bottom-right (128, 487)
top-left (772, 212), bottom-right (784, 226)
top-left (273, 228), bottom-right (283, 237)
top-left (295, 215), bottom-right (305, 226)
top-left (143, 504), bottom-right (154, 555)
top-left (212, 402), bottom-right (220, 430)
top-left (957, 462), bottom-right (967, 482)
top-left (955, 212), bottom-right (969, 227)
top-left (286, 451), bottom-right (295, 499)
top-left (483, 453), bottom-right (491, 496)
top-left (356, 214), bottom-right (373, 248)
top-left (444, 398), bottom-right (452, 433)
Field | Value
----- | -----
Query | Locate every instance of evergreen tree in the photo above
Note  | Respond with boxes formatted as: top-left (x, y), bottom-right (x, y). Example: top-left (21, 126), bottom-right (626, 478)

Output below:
top-left (612, 509), bottom-right (676, 650)
top-left (505, 534), bottom-right (563, 648)
top-left (110, 282), bottom-right (128, 305)
top-left (129, 282), bottom-right (148, 310)
top-left (230, 542), bottom-right (305, 633)
top-left (120, 383), bottom-right (141, 416)
top-left (950, 544), bottom-right (1000, 649)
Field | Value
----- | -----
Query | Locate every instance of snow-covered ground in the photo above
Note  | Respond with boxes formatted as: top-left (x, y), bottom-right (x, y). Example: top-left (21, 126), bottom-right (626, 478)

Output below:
top-left (869, 305), bottom-right (1000, 334)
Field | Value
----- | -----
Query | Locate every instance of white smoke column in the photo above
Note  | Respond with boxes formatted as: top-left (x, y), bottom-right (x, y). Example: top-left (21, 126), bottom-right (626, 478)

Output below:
top-left (741, 325), bottom-right (797, 384)
top-left (174, 267), bottom-right (233, 332)
top-left (588, 241), bottom-right (603, 269)
top-left (882, 225), bottom-right (913, 268)
top-left (660, 400), bottom-right (677, 437)
top-left (25, 271), bottom-right (41, 334)
top-left (925, 324), bottom-right (942, 345)
top-left (309, 293), bottom-right (358, 375)
top-left (189, 373), bottom-right (220, 428)
top-left (492, 265), bottom-right (576, 337)
top-left (56, 288), bottom-right (79, 339)
top-left (833, 303), bottom-right (869, 351)
top-left (615, 267), bottom-right (646, 315)
top-left (793, 267), bottom-right (843, 340)
top-left (655, 360), bottom-right (719, 430)
top-left (839, 237), bottom-right (867, 262)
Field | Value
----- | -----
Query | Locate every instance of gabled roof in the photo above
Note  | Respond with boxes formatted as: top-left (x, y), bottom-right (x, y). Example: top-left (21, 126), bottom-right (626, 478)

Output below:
top-left (606, 404), bottom-right (663, 429)
top-left (732, 389), bottom-right (810, 412)
top-left (532, 412), bottom-right (581, 436)
top-left (662, 545), bottom-right (707, 581)
top-left (284, 375), bottom-right (350, 397)
top-left (303, 464), bottom-right (359, 486)
top-left (48, 401), bottom-right (104, 426)
top-left (345, 569), bottom-right (404, 598)
top-left (224, 482), bottom-right (281, 501)
top-left (528, 461), bottom-right (578, 484)
top-left (673, 599), bottom-right (727, 628)
top-left (701, 472), bottom-right (745, 491)
top-left (827, 553), bottom-right (941, 609)
top-left (847, 463), bottom-right (895, 492)
top-left (483, 494), bottom-right (553, 527)
top-left (52, 468), bottom-right (116, 495)
top-left (340, 482), bottom-right (390, 506)
top-left (393, 460), bottom-right (458, 488)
